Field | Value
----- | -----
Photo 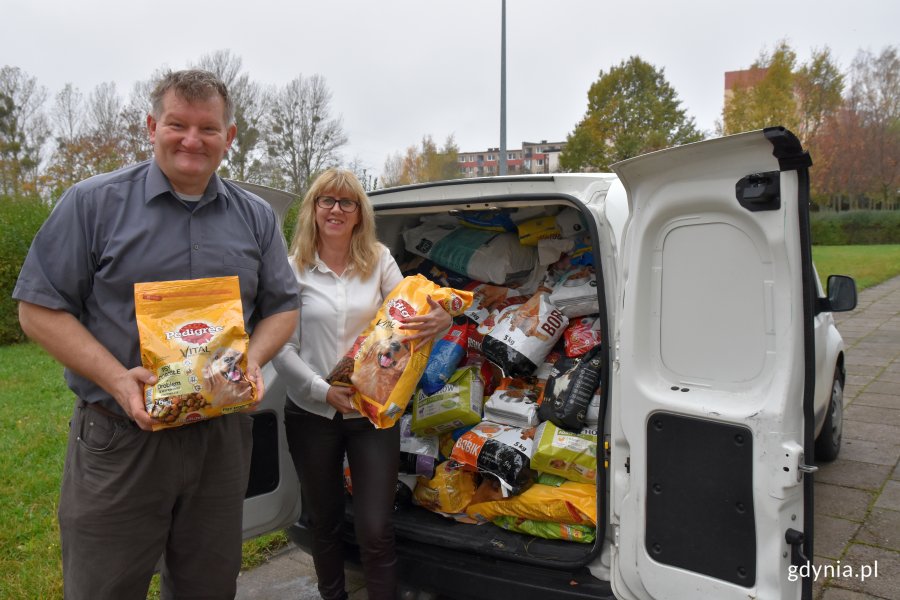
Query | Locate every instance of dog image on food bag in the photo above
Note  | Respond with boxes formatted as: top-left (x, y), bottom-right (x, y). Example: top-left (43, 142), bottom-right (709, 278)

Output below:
top-left (203, 346), bottom-right (254, 407)
top-left (134, 276), bottom-right (256, 431)
top-left (352, 330), bottom-right (411, 408)
top-left (346, 275), bottom-right (473, 429)
top-left (506, 290), bottom-right (554, 341)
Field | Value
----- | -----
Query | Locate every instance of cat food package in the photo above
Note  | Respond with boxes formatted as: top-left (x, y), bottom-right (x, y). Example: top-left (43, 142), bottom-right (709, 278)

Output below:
top-left (531, 421), bottom-right (598, 484)
top-left (563, 316), bottom-right (603, 357)
top-left (134, 276), bottom-right (256, 431)
top-left (342, 275), bottom-right (472, 429)
top-left (411, 365), bottom-right (484, 436)
top-left (540, 344), bottom-right (603, 432)
top-left (481, 292), bottom-right (568, 378)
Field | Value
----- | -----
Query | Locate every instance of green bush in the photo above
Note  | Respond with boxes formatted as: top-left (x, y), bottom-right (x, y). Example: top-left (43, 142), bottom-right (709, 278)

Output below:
top-left (0, 196), bottom-right (50, 345)
top-left (811, 210), bottom-right (900, 245)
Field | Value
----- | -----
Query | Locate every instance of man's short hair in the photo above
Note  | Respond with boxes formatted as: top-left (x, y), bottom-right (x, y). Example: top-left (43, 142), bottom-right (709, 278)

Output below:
top-left (150, 69), bottom-right (235, 125)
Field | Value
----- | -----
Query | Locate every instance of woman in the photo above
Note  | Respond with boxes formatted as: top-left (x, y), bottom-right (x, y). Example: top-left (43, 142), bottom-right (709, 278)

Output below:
top-left (273, 168), bottom-right (450, 600)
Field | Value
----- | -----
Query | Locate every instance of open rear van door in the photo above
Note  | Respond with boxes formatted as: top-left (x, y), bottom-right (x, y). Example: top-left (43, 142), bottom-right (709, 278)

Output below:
top-left (609, 129), bottom-right (817, 600)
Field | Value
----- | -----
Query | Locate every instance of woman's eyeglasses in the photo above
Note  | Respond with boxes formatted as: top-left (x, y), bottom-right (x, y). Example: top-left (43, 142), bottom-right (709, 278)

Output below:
top-left (316, 196), bottom-right (359, 212)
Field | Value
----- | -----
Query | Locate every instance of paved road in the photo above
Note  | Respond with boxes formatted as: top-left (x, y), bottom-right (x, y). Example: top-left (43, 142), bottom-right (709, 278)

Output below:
top-left (236, 275), bottom-right (900, 600)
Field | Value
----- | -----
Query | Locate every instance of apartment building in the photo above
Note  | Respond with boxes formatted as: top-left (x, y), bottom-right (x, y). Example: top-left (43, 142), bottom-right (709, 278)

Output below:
top-left (723, 67), bottom-right (768, 106)
top-left (457, 140), bottom-right (566, 178)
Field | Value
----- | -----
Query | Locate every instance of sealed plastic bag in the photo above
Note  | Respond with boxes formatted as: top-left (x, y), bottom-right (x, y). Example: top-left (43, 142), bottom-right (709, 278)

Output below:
top-left (419, 321), bottom-right (468, 395)
top-left (540, 344), bottom-right (603, 432)
top-left (492, 516), bottom-right (595, 543)
top-left (548, 266), bottom-right (599, 318)
top-left (481, 292), bottom-right (568, 378)
top-left (450, 421), bottom-right (536, 495)
top-left (563, 316), bottom-right (602, 357)
top-left (483, 377), bottom-right (543, 428)
top-left (466, 480), bottom-right (597, 525)
top-left (134, 276), bottom-right (255, 431)
top-left (412, 460), bottom-right (479, 521)
top-left (399, 414), bottom-right (440, 458)
top-left (403, 222), bottom-right (536, 285)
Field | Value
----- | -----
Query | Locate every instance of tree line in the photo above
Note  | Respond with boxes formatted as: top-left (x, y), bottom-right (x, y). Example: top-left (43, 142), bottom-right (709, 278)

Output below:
top-left (0, 50), bottom-right (354, 202)
top-left (1, 43), bottom-right (897, 209)
top-left (562, 43), bottom-right (899, 211)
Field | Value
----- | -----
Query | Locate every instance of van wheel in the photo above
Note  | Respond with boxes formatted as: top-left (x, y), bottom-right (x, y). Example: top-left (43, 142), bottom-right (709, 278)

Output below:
top-left (814, 371), bottom-right (843, 462)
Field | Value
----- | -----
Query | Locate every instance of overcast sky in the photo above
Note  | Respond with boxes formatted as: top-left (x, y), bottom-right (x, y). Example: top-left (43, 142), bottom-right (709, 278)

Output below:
top-left (2, 0), bottom-right (897, 178)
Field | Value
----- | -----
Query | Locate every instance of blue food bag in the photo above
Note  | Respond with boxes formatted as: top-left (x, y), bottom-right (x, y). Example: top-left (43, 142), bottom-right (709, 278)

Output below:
top-left (419, 322), bottom-right (468, 395)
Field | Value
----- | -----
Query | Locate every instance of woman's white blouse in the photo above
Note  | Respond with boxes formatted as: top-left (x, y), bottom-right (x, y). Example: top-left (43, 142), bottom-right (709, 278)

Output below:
top-left (272, 244), bottom-right (403, 419)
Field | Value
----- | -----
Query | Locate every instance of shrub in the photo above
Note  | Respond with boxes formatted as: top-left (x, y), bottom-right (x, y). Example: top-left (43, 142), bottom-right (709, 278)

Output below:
top-left (0, 196), bottom-right (50, 344)
top-left (811, 210), bottom-right (900, 245)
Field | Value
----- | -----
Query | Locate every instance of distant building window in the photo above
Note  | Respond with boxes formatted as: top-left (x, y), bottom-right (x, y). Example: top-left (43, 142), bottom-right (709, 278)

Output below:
top-left (538, 159), bottom-right (544, 166)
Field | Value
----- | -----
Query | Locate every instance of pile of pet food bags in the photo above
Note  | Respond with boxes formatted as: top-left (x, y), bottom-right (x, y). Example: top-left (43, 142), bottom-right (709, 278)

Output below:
top-left (346, 207), bottom-right (604, 544)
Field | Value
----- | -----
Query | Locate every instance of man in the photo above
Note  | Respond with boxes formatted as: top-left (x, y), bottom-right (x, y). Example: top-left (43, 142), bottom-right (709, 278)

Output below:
top-left (13, 70), bottom-right (299, 599)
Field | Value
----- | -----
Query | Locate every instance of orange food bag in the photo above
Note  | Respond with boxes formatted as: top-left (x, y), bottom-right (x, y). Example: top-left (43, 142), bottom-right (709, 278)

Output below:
top-left (134, 276), bottom-right (256, 431)
top-left (347, 275), bottom-right (473, 429)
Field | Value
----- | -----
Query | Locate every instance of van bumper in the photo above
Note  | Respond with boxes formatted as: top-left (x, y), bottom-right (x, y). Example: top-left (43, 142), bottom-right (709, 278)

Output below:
top-left (287, 521), bottom-right (614, 600)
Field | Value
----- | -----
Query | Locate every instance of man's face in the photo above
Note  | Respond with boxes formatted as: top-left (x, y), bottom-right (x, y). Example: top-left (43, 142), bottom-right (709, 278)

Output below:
top-left (147, 90), bottom-right (236, 195)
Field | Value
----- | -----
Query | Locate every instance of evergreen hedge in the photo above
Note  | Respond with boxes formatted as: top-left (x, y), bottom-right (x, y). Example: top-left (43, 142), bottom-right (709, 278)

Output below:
top-left (0, 196), bottom-right (51, 344)
top-left (810, 210), bottom-right (900, 245)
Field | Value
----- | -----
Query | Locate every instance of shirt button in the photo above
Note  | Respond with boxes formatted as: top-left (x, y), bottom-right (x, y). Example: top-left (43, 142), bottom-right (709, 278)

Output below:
top-left (193, 244), bottom-right (200, 250)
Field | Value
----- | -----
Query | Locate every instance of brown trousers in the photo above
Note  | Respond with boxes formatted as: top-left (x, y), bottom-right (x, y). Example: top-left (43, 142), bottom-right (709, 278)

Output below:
top-left (58, 402), bottom-right (253, 600)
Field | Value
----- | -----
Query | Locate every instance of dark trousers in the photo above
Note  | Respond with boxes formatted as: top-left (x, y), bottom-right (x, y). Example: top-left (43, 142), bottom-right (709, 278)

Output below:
top-left (284, 401), bottom-right (400, 600)
top-left (58, 402), bottom-right (253, 600)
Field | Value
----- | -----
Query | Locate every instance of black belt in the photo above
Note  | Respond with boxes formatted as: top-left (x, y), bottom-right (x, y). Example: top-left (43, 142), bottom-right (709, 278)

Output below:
top-left (81, 400), bottom-right (132, 422)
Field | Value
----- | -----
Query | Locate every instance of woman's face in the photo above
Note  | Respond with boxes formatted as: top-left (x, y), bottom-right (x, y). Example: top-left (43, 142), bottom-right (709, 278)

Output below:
top-left (314, 188), bottom-right (361, 247)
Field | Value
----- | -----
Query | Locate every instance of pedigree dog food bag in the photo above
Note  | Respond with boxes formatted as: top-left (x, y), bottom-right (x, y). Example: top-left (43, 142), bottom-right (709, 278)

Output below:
top-left (134, 276), bottom-right (256, 431)
top-left (345, 275), bottom-right (473, 429)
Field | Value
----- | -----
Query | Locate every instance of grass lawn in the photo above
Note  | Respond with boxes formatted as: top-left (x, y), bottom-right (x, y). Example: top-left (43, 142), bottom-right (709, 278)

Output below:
top-left (0, 343), bottom-right (287, 599)
top-left (812, 244), bottom-right (900, 291)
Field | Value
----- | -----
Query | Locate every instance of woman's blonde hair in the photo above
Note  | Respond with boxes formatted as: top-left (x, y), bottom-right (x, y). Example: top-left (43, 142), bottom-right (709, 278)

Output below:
top-left (289, 168), bottom-right (380, 278)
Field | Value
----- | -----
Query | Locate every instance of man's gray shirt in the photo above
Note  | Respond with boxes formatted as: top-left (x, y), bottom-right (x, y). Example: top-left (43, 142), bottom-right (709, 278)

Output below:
top-left (13, 160), bottom-right (299, 407)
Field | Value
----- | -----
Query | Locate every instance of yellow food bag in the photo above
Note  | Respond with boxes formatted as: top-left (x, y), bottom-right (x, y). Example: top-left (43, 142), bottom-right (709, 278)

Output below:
top-left (348, 275), bottom-right (473, 429)
top-left (412, 460), bottom-right (478, 517)
top-left (134, 276), bottom-right (256, 431)
top-left (465, 480), bottom-right (597, 525)
top-left (516, 216), bottom-right (561, 246)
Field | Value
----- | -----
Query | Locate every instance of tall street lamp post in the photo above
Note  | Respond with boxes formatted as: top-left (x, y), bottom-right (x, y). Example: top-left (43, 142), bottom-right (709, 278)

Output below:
top-left (499, 0), bottom-right (507, 175)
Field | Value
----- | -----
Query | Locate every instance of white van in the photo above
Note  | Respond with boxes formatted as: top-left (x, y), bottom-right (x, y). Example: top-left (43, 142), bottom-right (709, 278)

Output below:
top-left (239, 127), bottom-right (857, 600)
